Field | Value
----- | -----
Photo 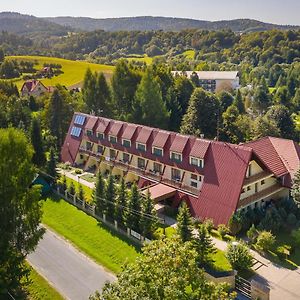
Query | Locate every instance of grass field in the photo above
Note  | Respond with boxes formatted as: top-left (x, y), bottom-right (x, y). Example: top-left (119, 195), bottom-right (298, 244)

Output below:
top-left (42, 196), bottom-right (140, 273)
top-left (124, 54), bottom-right (153, 65)
top-left (182, 50), bottom-right (196, 60)
top-left (7, 56), bottom-right (114, 89)
top-left (65, 176), bottom-right (94, 202)
top-left (22, 264), bottom-right (63, 300)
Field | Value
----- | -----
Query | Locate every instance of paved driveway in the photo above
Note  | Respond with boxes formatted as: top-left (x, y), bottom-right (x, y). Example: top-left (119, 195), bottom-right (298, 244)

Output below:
top-left (28, 229), bottom-right (116, 300)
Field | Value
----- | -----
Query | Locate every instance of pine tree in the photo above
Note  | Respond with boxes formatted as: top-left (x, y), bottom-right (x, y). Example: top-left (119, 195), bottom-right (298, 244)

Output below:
top-left (61, 174), bottom-right (67, 193)
top-left (291, 168), bottom-right (300, 205)
top-left (30, 117), bottom-right (45, 167)
top-left (67, 181), bottom-right (75, 196)
top-left (106, 174), bottom-right (115, 219)
top-left (125, 182), bottom-right (141, 231)
top-left (140, 189), bottom-right (158, 238)
top-left (233, 89), bottom-right (245, 114)
top-left (94, 171), bottom-right (106, 216)
top-left (114, 177), bottom-right (127, 224)
top-left (82, 68), bottom-right (97, 113)
top-left (46, 147), bottom-right (57, 182)
top-left (134, 68), bottom-right (169, 129)
top-left (252, 77), bottom-right (271, 113)
top-left (77, 184), bottom-right (85, 201)
top-left (176, 201), bottom-right (193, 242)
top-left (193, 224), bottom-right (216, 266)
top-left (95, 72), bottom-right (112, 116)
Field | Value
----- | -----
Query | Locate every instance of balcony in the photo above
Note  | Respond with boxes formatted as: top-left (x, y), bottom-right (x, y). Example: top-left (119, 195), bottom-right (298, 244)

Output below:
top-left (128, 165), bottom-right (146, 177)
top-left (238, 184), bottom-right (284, 208)
top-left (243, 171), bottom-right (272, 186)
top-left (144, 169), bottom-right (162, 182)
top-left (161, 177), bottom-right (182, 189)
top-left (79, 146), bottom-right (93, 155)
top-left (114, 159), bottom-right (130, 172)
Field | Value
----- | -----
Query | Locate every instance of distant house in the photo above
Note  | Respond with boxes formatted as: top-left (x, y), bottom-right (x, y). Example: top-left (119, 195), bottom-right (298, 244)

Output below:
top-left (171, 71), bottom-right (240, 93)
top-left (21, 80), bottom-right (49, 97)
top-left (41, 66), bottom-right (53, 77)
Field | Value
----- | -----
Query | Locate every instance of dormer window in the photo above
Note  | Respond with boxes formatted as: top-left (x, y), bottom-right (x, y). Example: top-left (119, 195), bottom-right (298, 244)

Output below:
top-left (170, 152), bottom-right (182, 163)
top-left (86, 130), bottom-right (93, 136)
top-left (109, 135), bottom-right (117, 144)
top-left (122, 139), bottom-right (131, 148)
top-left (136, 142), bottom-right (146, 152)
top-left (97, 132), bottom-right (104, 140)
top-left (190, 156), bottom-right (204, 168)
top-left (153, 147), bottom-right (163, 157)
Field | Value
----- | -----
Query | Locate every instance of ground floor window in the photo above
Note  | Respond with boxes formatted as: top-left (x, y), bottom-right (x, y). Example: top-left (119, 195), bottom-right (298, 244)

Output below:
top-left (171, 168), bottom-right (181, 181)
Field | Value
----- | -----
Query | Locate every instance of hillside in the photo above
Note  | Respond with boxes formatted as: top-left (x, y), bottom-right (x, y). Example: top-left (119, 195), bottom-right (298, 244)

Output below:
top-left (45, 16), bottom-right (300, 32)
top-left (7, 56), bottom-right (114, 88)
top-left (0, 12), bottom-right (71, 37)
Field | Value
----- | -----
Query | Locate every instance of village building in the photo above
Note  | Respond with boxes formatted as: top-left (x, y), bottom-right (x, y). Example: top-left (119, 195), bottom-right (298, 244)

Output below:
top-left (61, 113), bottom-right (300, 225)
top-left (20, 79), bottom-right (49, 97)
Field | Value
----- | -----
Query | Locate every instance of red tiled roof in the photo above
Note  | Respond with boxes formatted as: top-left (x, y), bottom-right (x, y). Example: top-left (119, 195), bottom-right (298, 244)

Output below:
top-left (85, 116), bottom-right (98, 130)
top-left (21, 80), bottom-right (47, 92)
top-left (143, 184), bottom-right (176, 202)
top-left (189, 142), bottom-right (252, 226)
top-left (136, 127), bottom-right (153, 144)
top-left (190, 139), bottom-right (210, 159)
top-left (152, 130), bottom-right (170, 148)
top-left (108, 121), bottom-right (123, 136)
top-left (122, 124), bottom-right (138, 140)
top-left (96, 118), bottom-right (110, 133)
top-left (169, 134), bottom-right (189, 153)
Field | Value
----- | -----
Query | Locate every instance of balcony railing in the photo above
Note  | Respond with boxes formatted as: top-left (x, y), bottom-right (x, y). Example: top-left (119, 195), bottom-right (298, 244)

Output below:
top-left (243, 171), bottom-right (272, 186)
top-left (114, 160), bottom-right (130, 172)
top-left (238, 184), bottom-right (284, 208)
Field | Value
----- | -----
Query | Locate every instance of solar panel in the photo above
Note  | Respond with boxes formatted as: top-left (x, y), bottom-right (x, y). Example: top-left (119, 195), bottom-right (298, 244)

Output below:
top-left (74, 114), bottom-right (86, 125)
top-left (70, 126), bottom-right (82, 137)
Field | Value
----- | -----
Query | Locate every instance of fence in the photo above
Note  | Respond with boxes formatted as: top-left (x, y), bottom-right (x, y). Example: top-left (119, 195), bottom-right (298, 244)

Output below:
top-left (55, 187), bottom-right (150, 245)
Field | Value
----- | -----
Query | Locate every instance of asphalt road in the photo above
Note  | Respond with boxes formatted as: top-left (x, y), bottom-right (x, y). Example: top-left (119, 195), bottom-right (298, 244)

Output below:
top-left (27, 229), bottom-right (116, 300)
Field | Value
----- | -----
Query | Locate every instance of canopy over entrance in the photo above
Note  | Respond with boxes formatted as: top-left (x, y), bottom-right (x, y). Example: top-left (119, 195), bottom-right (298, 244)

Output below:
top-left (142, 183), bottom-right (176, 202)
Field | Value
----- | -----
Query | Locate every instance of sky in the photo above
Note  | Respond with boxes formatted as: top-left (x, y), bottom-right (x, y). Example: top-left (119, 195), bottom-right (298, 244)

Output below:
top-left (1, 0), bottom-right (300, 25)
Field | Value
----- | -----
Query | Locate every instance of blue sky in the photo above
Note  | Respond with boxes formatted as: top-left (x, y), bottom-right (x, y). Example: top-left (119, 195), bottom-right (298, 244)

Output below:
top-left (1, 0), bottom-right (300, 25)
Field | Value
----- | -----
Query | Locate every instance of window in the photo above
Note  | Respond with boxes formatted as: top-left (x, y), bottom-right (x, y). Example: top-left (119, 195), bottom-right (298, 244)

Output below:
top-left (97, 145), bottom-right (104, 154)
top-left (109, 149), bottom-right (116, 160)
top-left (123, 153), bottom-right (130, 163)
top-left (153, 162), bottom-right (162, 174)
top-left (70, 126), bottom-right (82, 137)
top-left (138, 158), bottom-right (146, 169)
top-left (247, 186), bottom-right (251, 191)
top-left (261, 180), bottom-right (265, 185)
top-left (191, 181), bottom-right (198, 188)
top-left (170, 152), bottom-right (182, 163)
top-left (109, 135), bottom-right (117, 144)
top-left (86, 130), bottom-right (93, 136)
top-left (247, 164), bottom-right (252, 177)
top-left (97, 132), bottom-right (104, 140)
top-left (171, 168), bottom-right (181, 181)
top-left (153, 147), bottom-right (163, 157)
top-left (191, 174), bottom-right (198, 181)
top-left (74, 114), bottom-right (86, 125)
top-left (122, 139), bottom-right (131, 148)
top-left (190, 157), bottom-right (204, 168)
top-left (86, 141), bottom-right (93, 151)
top-left (136, 143), bottom-right (146, 152)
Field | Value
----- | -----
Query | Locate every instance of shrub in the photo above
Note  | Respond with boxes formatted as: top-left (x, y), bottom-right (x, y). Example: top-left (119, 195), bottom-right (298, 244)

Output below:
top-left (226, 242), bottom-right (253, 271)
top-left (291, 228), bottom-right (300, 246)
top-left (247, 224), bottom-right (258, 243)
top-left (287, 213), bottom-right (297, 226)
top-left (218, 224), bottom-right (229, 239)
top-left (228, 213), bottom-right (243, 235)
top-left (203, 218), bottom-right (214, 234)
top-left (256, 231), bottom-right (276, 252)
top-left (278, 207), bottom-right (287, 219)
top-left (75, 168), bottom-right (83, 174)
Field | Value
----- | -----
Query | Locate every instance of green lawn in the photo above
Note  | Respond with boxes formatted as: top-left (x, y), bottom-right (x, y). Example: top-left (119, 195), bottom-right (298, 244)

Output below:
top-left (210, 249), bottom-right (232, 272)
top-left (7, 55), bottom-right (114, 89)
top-left (124, 54), bottom-right (153, 65)
top-left (65, 176), bottom-right (94, 202)
top-left (80, 173), bottom-right (97, 183)
top-left (42, 196), bottom-right (140, 273)
top-left (21, 264), bottom-right (63, 300)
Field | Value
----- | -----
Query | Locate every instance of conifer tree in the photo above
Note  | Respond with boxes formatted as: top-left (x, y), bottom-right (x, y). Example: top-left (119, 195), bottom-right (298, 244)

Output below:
top-left (95, 72), bottom-right (112, 116)
top-left (30, 117), bottom-right (45, 167)
top-left (233, 89), bottom-right (245, 114)
top-left (46, 147), bottom-right (57, 182)
top-left (193, 223), bottom-right (216, 266)
top-left (82, 68), bottom-right (97, 113)
top-left (94, 171), bottom-right (106, 216)
top-left (67, 181), bottom-right (75, 196)
top-left (61, 174), bottom-right (67, 193)
top-left (125, 182), bottom-right (141, 231)
top-left (140, 189), bottom-right (158, 238)
top-left (77, 184), bottom-right (85, 201)
top-left (176, 201), bottom-right (193, 242)
top-left (114, 177), bottom-right (127, 224)
top-left (106, 174), bottom-right (115, 218)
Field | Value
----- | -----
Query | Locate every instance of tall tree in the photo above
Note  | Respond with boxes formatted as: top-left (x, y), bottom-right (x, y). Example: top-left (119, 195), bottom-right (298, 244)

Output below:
top-left (106, 174), bottom-right (116, 219)
top-left (82, 68), bottom-right (97, 113)
top-left (180, 88), bottom-right (220, 139)
top-left (111, 60), bottom-right (141, 119)
top-left (94, 171), bottom-right (106, 216)
top-left (252, 77), bottom-right (271, 113)
top-left (124, 183), bottom-right (141, 231)
top-left (0, 128), bottom-right (44, 294)
top-left (30, 117), bottom-right (45, 167)
top-left (140, 189), bottom-right (158, 239)
top-left (114, 177), bottom-right (127, 225)
top-left (133, 68), bottom-right (169, 129)
top-left (193, 224), bottom-right (216, 266)
top-left (46, 147), bottom-right (57, 182)
top-left (233, 89), bottom-right (245, 114)
top-left (176, 201), bottom-right (193, 242)
top-left (218, 91), bottom-right (234, 113)
top-left (91, 238), bottom-right (236, 300)
top-left (251, 115), bottom-right (281, 140)
top-left (95, 72), bottom-right (112, 117)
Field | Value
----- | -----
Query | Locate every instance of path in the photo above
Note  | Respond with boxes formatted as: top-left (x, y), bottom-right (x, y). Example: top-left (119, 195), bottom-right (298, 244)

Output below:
top-left (28, 229), bottom-right (116, 300)
top-left (211, 236), bottom-right (300, 300)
